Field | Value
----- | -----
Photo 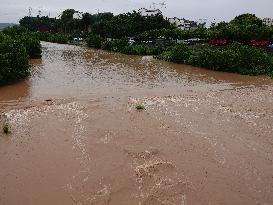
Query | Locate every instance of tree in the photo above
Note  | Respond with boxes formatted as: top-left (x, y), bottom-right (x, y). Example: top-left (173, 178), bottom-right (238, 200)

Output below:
top-left (208, 13), bottom-right (273, 43)
top-left (60, 9), bottom-right (77, 33)
top-left (92, 11), bottom-right (174, 38)
top-left (0, 32), bottom-right (29, 85)
top-left (231, 14), bottom-right (263, 26)
top-left (3, 26), bottom-right (41, 59)
top-left (81, 13), bottom-right (94, 31)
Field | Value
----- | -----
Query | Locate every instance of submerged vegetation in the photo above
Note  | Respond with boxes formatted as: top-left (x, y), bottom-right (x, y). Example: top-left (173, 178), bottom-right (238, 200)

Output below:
top-left (158, 42), bottom-right (273, 75)
top-left (101, 39), bottom-right (165, 56)
top-left (0, 26), bottom-right (42, 86)
top-left (37, 32), bottom-right (68, 44)
top-left (135, 103), bottom-right (146, 110)
top-left (87, 33), bottom-right (103, 48)
top-left (2, 123), bottom-right (10, 134)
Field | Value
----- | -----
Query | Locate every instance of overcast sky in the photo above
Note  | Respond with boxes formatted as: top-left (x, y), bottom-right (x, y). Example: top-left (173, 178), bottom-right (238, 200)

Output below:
top-left (1, 0), bottom-right (272, 24)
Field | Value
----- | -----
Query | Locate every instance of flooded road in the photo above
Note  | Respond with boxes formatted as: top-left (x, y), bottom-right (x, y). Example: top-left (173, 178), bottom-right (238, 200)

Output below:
top-left (0, 42), bottom-right (273, 205)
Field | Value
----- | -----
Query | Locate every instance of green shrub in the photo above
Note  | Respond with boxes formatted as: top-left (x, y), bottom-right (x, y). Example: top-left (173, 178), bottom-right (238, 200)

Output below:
top-left (110, 38), bottom-right (129, 52)
top-left (101, 39), bottom-right (129, 52)
top-left (228, 42), bottom-right (273, 75)
top-left (122, 44), bottom-right (162, 55)
top-left (102, 39), bottom-right (164, 56)
top-left (87, 34), bottom-right (103, 49)
top-left (169, 44), bottom-right (192, 63)
top-left (0, 32), bottom-right (29, 85)
top-left (3, 26), bottom-right (42, 59)
top-left (101, 40), bottom-right (114, 51)
top-left (190, 42), bottom-right (273, 75)
top-left (38, 32), bottom-right (68, 44)
top-left (157, 50), bottom-right (173, 61)
top-left (49, 34), bottom-right (68, 44)
top-left (157, 44), bottom-right (192, 63)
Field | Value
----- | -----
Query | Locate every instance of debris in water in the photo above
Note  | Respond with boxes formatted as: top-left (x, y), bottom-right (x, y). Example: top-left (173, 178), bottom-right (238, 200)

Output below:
top-left (135, 160), bottom-right (175, 178)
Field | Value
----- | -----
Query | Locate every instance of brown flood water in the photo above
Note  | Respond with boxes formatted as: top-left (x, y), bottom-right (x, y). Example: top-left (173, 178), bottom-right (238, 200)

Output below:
top-left (0, 42), bottom-right (273, 205)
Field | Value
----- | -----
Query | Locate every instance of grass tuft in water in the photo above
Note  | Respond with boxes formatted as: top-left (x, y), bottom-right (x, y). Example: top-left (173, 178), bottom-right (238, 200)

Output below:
top-left (3, 123), bottom-right (11, 134)
top-left (135, 103), bottom-right (146, 110)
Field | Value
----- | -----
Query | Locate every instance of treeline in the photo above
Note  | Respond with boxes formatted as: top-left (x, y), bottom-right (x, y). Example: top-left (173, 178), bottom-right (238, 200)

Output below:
top-left (19, 10), bottom-right (273, 76)
top-left (0, 26), bottom-right (42, 85)
top-left (20, 9), bottom-right (174, 38)
top-left (138, 14), bottom-right (273, 43)
top-left (85, 13), bottom-right (273, 76)
top-left (20, 11), bottom-right (273, 43)
top-left (209, 14), bottom-right (273, 43)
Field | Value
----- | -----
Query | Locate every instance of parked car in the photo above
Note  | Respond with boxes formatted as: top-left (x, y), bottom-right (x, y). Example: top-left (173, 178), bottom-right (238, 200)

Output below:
top-left (267, 43), bottom-right (273, 53)
top-left (128, 38), bottom-right (135, 45)
top-left (73, 37), bottom-right (83, 42)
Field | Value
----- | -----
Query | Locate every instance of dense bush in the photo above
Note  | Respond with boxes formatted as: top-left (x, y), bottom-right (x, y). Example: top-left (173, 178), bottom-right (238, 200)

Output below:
top-left (38, 32), bottom-right (68, 44)
top-left (101, 38), bottom-right (165, 55)
top-left (157, 44), bottom-right (192, 63)
top-left (189, 42), bottom-right (273, 75)
top-left (0, 33), bottom-right (29, 85)
top-left (156, 42), bottom-right (273, 76)
top-left (169, 44), bottom-right (192, 63)
top-left (122, 44), bottom-right (164, 55)
top-left (156, 50), bottom-right (173, 61)
top-left (229, 43), bottom-right (273, 74)
top-left (87, 34), bottom-right (102, 48)
top-left (3, 26), bottom-right (41, 59)
top-left (102, 38), bottom-right (128, 52)
top-left (100, 38), bottom-right (273, 76)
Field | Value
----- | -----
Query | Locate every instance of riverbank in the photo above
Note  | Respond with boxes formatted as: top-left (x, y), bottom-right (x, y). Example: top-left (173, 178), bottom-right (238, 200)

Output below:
top-left (32, 11), bottom-right (273, 77)
top-left (39, 34), bottom-right (273, 78)
top-left (87, 35), bottom-right (273, 77)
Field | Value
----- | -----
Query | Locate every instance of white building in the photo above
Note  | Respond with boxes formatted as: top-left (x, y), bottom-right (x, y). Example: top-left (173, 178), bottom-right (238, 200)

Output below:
top-left (73, 12), bottom-right (83, 20)
top-left (138, 8), bottom-right (198, 31)
top-left (138, 8), bottom-right (162, 16)
top-left (168, 17), bottom-right (185, 29)
top-left (168, 17), bottom-right (198, 31)
top-left (263, 18), bottom-right (273, 27)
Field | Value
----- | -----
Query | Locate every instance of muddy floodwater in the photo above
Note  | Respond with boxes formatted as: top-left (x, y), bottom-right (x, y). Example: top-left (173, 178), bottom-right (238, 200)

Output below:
top-left (0, 42), bottom-right (273, 205)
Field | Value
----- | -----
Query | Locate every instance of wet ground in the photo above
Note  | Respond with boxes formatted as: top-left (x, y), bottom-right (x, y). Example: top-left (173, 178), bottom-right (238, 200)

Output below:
top-left (0, 42), bottom-right (273, 205)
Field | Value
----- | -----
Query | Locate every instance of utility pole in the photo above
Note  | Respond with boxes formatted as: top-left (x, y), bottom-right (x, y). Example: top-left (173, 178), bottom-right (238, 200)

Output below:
top-left (150, 1), bottom-right (167, 10)
top-left (28, 7), bottom-right (32, 17)
top-left (211, 18), bottom-right (216, 28)
top-left (199, 18), bottom-right (207, 28)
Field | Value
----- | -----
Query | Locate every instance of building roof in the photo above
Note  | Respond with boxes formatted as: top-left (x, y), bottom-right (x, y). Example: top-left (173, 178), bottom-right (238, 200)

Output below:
top-left (138, 8), bottom-right (162, 14)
